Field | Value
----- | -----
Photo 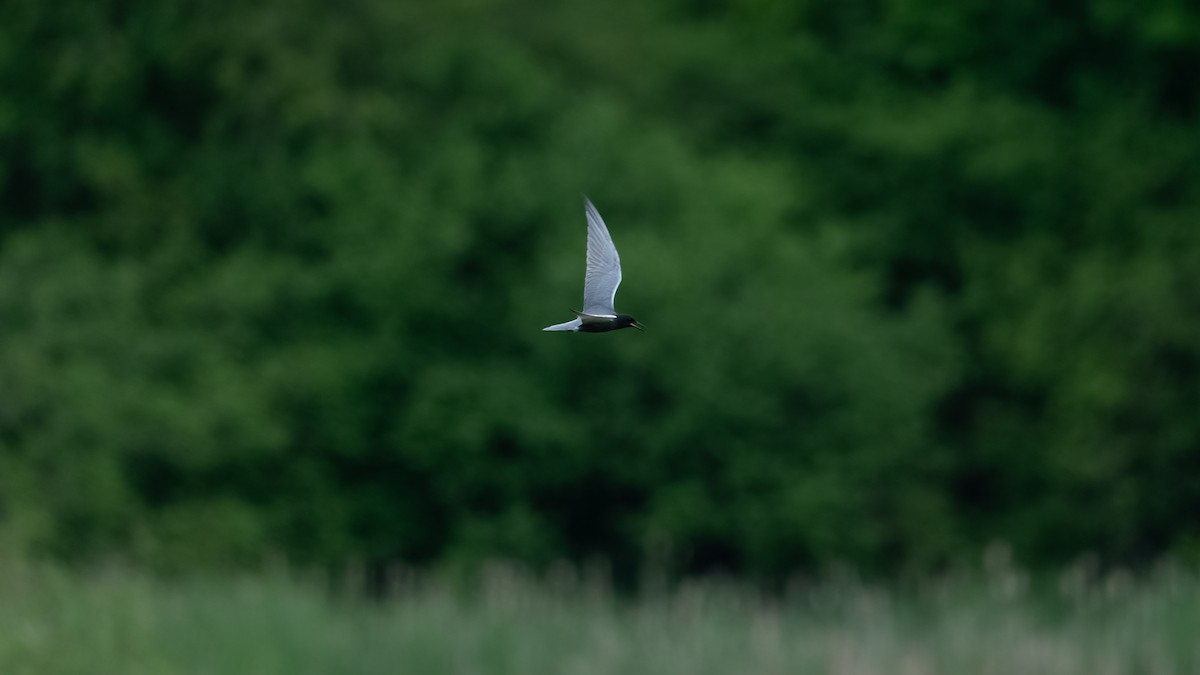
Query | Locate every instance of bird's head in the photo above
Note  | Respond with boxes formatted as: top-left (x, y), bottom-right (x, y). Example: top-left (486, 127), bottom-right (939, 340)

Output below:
top-left (616, 314), bottom-right (644, 331)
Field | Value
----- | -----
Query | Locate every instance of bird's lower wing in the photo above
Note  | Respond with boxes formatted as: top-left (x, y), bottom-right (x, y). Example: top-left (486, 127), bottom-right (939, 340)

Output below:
top-left (542, 318), bottom-right (583, 331)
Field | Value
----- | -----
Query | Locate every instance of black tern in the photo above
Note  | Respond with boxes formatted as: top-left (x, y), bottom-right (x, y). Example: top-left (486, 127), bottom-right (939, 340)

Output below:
top-left (543, 196), bottom-right (644, 333)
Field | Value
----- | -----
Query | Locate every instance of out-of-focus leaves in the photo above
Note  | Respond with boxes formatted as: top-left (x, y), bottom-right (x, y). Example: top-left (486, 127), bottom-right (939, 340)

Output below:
top-left (0, 0), bottom-right (1197, 581)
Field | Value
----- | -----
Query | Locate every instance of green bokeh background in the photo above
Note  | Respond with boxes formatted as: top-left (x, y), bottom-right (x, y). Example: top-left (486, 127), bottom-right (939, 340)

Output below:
top-left (1, 0), bottom-right (1198, 583)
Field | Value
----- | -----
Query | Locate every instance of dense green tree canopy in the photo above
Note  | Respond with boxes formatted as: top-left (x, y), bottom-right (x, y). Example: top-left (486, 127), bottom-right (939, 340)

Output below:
top-left (1, 0), bottom-right (1198, 581)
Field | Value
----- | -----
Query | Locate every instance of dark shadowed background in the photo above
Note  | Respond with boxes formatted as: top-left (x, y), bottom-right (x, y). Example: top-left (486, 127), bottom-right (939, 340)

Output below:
top-left (1, 0), bottom-right (1198, 585)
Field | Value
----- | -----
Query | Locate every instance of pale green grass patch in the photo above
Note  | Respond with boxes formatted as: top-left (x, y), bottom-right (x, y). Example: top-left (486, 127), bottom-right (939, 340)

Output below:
top-left (0, 557), bottom-right (1196, 674)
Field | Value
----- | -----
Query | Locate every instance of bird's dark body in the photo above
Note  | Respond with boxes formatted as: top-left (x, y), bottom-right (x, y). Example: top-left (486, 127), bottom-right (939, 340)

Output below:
top-left (579, 314), bottom-right (640, 332)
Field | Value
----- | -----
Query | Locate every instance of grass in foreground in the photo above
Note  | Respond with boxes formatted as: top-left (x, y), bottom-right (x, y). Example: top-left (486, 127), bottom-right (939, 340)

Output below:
top-left (0, 557), bottom-right (1197, 675)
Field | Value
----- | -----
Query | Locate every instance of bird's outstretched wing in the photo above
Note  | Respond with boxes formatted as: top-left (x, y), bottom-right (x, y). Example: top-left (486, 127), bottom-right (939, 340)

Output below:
top-left (581, 196), bottom-right (622, 316)
top-left (542, 317), bottom-right (582, 331)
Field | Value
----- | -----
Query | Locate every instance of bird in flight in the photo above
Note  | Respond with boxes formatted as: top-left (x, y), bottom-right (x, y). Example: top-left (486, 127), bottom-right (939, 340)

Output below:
top-left (543, 196), bottom-right (644, 333)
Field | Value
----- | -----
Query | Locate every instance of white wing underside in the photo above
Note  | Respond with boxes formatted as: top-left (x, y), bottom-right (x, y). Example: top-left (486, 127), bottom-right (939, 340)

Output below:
top-left (582, 197), bottom-right (622, 316)
top-left (542, 317), bottom-right (582, 331)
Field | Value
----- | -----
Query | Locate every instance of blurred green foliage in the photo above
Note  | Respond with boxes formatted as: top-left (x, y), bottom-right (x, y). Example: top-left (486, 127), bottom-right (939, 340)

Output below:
top-left (0, 0), bottom-right (1198, 582)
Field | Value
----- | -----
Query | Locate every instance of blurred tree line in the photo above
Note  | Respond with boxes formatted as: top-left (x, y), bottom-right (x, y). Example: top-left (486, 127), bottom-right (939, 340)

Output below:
top-left (1, 0), bottom-right (1198, 582)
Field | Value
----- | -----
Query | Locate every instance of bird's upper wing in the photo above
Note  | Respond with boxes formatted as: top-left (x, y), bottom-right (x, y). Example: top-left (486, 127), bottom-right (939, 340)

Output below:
top-left (581, 196), bottom-right (622, 316)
